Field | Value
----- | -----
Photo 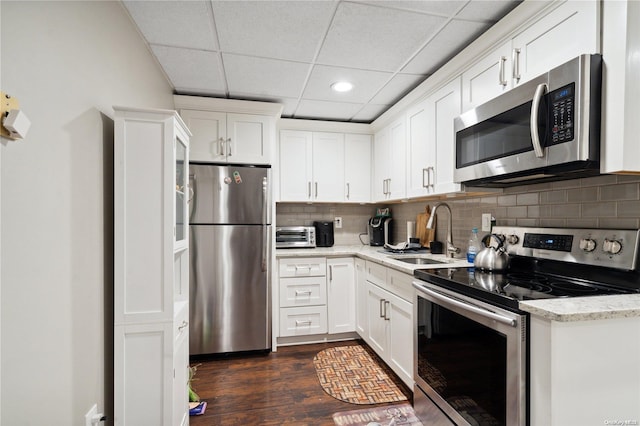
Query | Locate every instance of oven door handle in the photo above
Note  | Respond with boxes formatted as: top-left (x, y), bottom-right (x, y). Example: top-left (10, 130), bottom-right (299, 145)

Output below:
top-left (412, 282), bottom-right (517, 328)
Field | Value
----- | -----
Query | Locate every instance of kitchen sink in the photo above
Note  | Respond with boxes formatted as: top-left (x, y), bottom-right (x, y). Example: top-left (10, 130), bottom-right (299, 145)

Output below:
top-left (393, 257), bottom-right (448, 265)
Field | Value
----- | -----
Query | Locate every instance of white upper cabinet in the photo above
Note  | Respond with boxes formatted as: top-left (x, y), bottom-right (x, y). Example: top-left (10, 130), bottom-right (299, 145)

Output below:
top-left (373, 118), bottom-right (406, 202)
top-left (601, 0), bottom-right (640, 174)
top-left (461, 41), bottom-right (512, 112)
top-left (406, 77), bottom-right (462, 198)
top-left (511, 1), bottom-right (599, 87)
top-left (279, 129), bottom-right (371, 202)
top-left (429, 77), bottom-right (462, 195)
top-left (312, 132), bottom-right (345, 202)
top-left (174, 96), bottom-right (282, 165)
top-left (344, 134), bottom-right (372, 203)
top-left (279, 130), bottom-right (313, 202)
top-left (406, 99), bottom-right (434, 198)
top-left (180, 110), bottom-right (273, 164)
top-left (462, 1), bottom-right (599, 112)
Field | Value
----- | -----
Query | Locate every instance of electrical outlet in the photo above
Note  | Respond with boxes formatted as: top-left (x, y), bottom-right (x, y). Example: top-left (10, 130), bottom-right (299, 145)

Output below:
top-left (482, 213), bottom-right (493, 232)
top-left (334, 217), bottom-right (342, 229)
top-left (85, 404), bottom-right (98, 426)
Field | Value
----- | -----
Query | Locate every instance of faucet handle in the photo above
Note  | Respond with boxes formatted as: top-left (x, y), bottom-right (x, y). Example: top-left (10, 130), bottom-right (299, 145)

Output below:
top-left (447, 243), bottom-right (460, 258)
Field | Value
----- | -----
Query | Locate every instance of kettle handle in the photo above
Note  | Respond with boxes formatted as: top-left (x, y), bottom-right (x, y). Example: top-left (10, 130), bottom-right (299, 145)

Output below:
top-left (482, 233), bottom-right (505, 249)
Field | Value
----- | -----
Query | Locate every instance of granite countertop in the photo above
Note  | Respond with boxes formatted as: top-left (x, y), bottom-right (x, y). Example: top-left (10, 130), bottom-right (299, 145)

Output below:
top-left (275, 244), bottom-right (472, 275)
top-left (518, 294), bottom-right (640, 322)
top-left (277, 245), bottom-right (640, 322)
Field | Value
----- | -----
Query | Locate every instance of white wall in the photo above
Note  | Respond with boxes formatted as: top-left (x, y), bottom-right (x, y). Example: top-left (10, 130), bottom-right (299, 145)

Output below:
top-left (0, 1), bottom-right (173, 424)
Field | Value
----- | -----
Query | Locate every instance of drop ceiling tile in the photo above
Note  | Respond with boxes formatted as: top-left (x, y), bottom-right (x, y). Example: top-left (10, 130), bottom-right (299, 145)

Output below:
top-left (317, 2), bottom-right (447, 72)
top-left (212, 1), bottom-right (337, 62)
top-left (370, 73), bottom-right (427, 105)
top-left (351, 104), bottom-right (391, 122)
top-left (456, 0), bottom-right (521, 21)
top-left (150, 45), bottom-right (225, 94)
top-left (402, 19), bottom-right (490, 74)
top-left (303, 65), bottom-right (393, 104)
top-left (123, 0), bottom-right (217, 50)
top-left (359, 1), bottom-right (466, 17)
top-left (223, 54), bottom-right (310, 99)
top-left (295, 99), bottom-right (364, 122)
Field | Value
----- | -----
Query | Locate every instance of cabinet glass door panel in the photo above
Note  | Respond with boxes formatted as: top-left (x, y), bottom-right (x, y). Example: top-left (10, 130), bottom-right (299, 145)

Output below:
top-left (175, 136), bottom-right (188, 245)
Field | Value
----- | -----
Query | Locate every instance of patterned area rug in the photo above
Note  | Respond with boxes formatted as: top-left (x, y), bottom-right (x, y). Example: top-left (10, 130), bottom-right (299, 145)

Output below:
top-left (313, 344), bottom-right (408, 405)
top-left (332, 403), bottom-right (422, 426)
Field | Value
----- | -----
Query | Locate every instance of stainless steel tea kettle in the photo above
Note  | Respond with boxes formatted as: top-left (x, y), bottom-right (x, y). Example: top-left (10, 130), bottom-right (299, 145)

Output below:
top-left (474, 234), bottom-right (510, 271)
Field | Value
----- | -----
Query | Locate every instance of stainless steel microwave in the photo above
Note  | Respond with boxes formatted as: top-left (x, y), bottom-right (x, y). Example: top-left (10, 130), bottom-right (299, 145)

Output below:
top-left (454, 54), bottom-right (602, 187)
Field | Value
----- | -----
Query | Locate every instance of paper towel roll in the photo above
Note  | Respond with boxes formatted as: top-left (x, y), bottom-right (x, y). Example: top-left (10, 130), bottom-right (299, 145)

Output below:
top-left (407, 221), bottom-right (416, 242)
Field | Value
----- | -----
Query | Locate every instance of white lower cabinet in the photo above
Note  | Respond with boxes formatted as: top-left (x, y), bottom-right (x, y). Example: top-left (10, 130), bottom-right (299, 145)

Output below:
top-left (278, 257), bottom-right (327, 337)
top-left (279, 306), bottom-right (328, 336)
top-left (362, 261), bottom-right (414, 388)
top-left (355, 258), bottom-right (367, 337)
top-left (276, 256), bottom-right (356, 342)
top-left (327, 258), bottom-right (356, 334)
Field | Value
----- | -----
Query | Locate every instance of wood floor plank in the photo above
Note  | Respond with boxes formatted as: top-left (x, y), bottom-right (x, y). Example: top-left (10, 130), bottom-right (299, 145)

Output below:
top-left (189, 340), bottom-right (412, 425)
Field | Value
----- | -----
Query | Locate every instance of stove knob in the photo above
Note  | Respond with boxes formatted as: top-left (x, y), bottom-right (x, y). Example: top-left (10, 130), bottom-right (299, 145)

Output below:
top-left (579, 238), bottom-right (597, 252)
top-left (603, 239), bottom-right (623, 255)
top-left (506, 234), bottom-right (519, 245)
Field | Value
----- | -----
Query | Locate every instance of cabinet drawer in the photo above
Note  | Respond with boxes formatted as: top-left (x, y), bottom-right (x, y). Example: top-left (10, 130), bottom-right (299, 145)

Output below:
top-left (387, 269), bottom-right (414, 303)
top-left (279, 276), bottom-right (327, 307)
top-left (365, 260), bottom-right (386, 287)
top-left (279, 257), bottom-right (326, 277)
top-left (279, 306), bottom-right (327, 337)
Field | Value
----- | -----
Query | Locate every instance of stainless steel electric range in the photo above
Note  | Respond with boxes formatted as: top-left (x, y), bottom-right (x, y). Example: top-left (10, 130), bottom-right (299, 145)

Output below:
top-left (412, 226), bottom-right (640, 426)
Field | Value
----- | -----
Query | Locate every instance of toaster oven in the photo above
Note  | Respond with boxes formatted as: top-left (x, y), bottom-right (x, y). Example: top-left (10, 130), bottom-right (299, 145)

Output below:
top-left (275, 226), bottom-right (316, 248)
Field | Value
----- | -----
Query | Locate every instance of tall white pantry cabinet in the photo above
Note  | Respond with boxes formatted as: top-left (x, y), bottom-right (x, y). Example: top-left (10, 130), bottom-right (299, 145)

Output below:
top-left (114, 107), bottom-right (191, 426)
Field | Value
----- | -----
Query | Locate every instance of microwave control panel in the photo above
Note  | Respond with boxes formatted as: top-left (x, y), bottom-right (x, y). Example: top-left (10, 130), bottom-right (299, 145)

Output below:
top-left (549, 82), bottom-right (575, 145)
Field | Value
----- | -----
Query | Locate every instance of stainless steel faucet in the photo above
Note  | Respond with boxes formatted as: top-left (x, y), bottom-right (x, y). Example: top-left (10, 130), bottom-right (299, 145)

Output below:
top-left (426, 202), bottom-right (460, 258)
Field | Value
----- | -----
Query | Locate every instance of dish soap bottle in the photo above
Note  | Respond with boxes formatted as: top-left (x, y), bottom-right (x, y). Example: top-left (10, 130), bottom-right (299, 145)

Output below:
top-left (467, 227), bottom-right (480, 263)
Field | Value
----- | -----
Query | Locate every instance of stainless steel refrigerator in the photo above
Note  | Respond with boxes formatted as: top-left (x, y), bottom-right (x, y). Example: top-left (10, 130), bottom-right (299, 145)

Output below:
top-left (189, 164), bottom-right (271, 355)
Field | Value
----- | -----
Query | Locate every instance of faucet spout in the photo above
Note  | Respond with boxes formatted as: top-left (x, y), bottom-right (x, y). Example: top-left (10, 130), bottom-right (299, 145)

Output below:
top-left (426, 202), bottom-right (460, 258)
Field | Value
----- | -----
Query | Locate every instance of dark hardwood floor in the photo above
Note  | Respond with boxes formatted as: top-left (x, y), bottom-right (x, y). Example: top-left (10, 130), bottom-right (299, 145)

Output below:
top-left (188, 339), bottom-right (412, 425)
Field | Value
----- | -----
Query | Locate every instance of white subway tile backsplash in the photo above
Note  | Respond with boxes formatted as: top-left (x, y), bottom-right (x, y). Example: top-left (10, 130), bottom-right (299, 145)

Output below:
top-left (617, 200), bottom-right (640, 217)
top-left (277, 175), bottom-right (640, 251)
top-left (581, 202), bottom-right (616, 217)
top-left (599, 183), bottom-right (639, 201)
top-left (567, 187), bottom-right (598, 202)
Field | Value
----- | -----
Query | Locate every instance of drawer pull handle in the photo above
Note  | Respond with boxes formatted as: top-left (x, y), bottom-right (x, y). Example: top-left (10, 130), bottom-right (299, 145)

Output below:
top-left (295, 290), bottom-right (312, 296)
top-left (295, 319), bottom-right (312, 326)
top-left (178, 320), bottom-right (188, 331)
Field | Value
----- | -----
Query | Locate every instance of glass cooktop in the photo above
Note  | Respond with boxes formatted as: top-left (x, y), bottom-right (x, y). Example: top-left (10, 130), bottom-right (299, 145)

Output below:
top-left (414, 267), bottom-right (632, 310)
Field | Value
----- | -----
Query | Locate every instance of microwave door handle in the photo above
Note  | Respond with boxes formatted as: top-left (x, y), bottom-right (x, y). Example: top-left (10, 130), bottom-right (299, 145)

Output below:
top-left (530, 83), bottom-right (547, 158)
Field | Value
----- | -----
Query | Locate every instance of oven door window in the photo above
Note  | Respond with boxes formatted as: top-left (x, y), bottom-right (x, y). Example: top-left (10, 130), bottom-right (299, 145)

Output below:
top-left (417, 297), bottom-right (507, 425)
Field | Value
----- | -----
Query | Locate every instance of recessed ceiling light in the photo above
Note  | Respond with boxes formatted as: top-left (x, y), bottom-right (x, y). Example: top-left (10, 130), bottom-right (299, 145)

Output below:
top-left (331, 81), bottom-right (353, 92)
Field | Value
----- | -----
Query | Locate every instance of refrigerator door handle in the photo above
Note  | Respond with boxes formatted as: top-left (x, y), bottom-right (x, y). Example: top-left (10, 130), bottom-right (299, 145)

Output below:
top-left (261, 176), bottom-right (268, 272)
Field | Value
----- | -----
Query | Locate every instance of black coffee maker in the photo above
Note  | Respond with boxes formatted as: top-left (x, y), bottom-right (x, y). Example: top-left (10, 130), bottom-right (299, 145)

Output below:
top-left (368, 209), bottom-right (392, 246)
